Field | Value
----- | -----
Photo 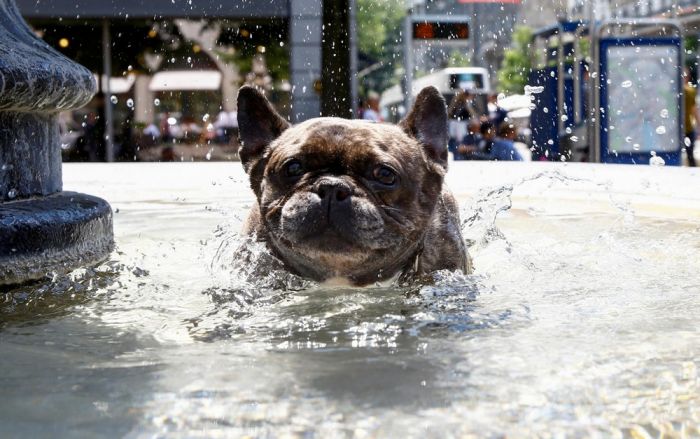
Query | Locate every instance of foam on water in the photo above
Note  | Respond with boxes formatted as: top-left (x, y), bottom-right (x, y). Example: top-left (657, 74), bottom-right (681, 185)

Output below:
top-left (1, 163), bottom-right (699, 437)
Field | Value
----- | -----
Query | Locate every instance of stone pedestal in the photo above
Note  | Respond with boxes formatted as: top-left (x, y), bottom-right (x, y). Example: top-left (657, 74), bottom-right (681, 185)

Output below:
top-left (0, 0), bottom-right (113, 285)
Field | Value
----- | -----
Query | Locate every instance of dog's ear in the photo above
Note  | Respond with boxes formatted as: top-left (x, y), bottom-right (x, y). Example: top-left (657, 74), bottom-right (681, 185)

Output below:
top-left (237, 86), bottom-right (290, 172)
top-left (399, 86), bottom-right (448, 169)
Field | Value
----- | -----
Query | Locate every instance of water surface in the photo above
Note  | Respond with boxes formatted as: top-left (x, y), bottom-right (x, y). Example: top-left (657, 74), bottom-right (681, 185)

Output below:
top-left (2, 162), bottom-right (700, 438)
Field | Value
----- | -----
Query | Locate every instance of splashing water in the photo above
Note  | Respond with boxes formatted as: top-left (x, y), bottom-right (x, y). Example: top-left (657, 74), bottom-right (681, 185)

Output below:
top-left (1, 163), bottom-right (699, 437)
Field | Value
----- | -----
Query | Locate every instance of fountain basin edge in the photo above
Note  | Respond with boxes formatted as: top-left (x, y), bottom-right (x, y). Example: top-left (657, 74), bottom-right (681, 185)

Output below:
top-left (0, 191), bottom-right (113, 286)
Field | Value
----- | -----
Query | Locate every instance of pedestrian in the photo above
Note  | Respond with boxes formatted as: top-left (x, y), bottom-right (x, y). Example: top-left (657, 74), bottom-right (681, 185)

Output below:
top-left (477, 120), bottom-right (495, 156)
top-left (449, 118), bottom-right (484, 160)
top-left (362, 91), bottom-right (382, 122)
top-left (683, 68), bottom-right (699, 167)
top-left (447, 89), bottom-right (475, 122)
top-left (488, 93), bottom-right (509, 128)
top-left (491, 123), bottom-right (525, 161)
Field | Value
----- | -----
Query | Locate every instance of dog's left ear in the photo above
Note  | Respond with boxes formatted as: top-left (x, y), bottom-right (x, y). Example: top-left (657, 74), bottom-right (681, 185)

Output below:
top-left (237, 86), bottom-right (290, 172)
top-left (399, 86), bottom-right (448, 169)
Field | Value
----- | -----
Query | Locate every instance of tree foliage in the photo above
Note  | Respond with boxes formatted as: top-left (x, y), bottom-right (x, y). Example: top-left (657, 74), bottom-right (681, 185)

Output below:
top-left (497, 26), bottom-right (532, 95)
top-left (446, 49), bottom-right (471, 68)
top-left (356, 0), bottom-right (406, 95)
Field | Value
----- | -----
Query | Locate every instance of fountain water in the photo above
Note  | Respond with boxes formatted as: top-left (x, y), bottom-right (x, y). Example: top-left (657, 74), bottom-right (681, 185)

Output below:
top-left (0, 0), bottom-right (113, 285)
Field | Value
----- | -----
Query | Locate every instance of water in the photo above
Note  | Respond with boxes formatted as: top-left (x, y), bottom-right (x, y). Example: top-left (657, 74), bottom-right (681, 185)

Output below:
top-left (2, 162), bottom-right (700, 438)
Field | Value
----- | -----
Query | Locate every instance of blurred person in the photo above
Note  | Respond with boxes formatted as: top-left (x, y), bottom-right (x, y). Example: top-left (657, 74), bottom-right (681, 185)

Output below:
top-left (488, 93), bottom-right (508, 128)
top-left (118, 117), bottom-right (138, 161)
top-left (141, 122), bottom-right (161, 149)
top-left (477, 120), bottom-right (495, 156)
top-left (83, 111), bottom-right (105, 161)
top-left (449, 118), bottom-right (484, 160)
top-left (143, 122), bottom-right (160, 140)
top-left (447, 89), bottom-right (475, 121)
top-left (447, 92), bottom-right (474, 159)
top-left (160, 112), bottom-right (173, 143)
top-left (362, 91), bottom-right (382, 122)
top-left (180, 115), bottom-right (202, 143)
top-left (215, 109), bottom-right (237, 143)
top-left (491, 123), bottom-right (525, 161)
top-left (683, 68), bottom-right (700, 167)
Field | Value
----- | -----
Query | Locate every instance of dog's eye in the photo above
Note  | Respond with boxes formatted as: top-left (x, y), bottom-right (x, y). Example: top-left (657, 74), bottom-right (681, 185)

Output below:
top-left (372, 165), bottom-right (397, 185)
top-left (284, 160), bottom-right (305, 178)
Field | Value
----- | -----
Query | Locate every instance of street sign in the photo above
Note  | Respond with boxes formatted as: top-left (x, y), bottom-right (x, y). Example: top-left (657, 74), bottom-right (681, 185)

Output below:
top-left (411, 16), bottom-right (469, 40)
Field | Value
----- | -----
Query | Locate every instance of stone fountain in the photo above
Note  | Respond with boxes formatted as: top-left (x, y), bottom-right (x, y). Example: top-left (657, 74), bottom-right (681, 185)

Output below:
top-left (0, 0), bottom-right (113, 285)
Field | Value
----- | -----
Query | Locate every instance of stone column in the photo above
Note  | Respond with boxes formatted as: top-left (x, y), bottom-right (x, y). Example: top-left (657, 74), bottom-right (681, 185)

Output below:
top-left (0, 0), bottom-right (113, 285)
top-left (289, 0), bottom-right (322, 122)
top-left (321, 0), bottom-right (352, 118)
top-left (134, 74), bottom-right (154, 125)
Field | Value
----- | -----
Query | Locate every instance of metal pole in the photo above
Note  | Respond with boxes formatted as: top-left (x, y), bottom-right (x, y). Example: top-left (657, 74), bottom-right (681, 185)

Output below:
top-left (403, 13), bottom-right (413, 112)
top-left (349, 0), bottom-right (359, 117)
top-left (556, 24), bottom-right (565, 136)
top-left (102, 19), bottom-right (114, 162)
top-left (589, 1), bottom-right (600, 162)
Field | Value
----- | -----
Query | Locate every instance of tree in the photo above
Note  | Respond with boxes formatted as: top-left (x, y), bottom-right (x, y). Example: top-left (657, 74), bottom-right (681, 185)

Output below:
top-left (355, 0), bottom-right (406, 96)
top-left (497, 26), bottom-right (532, 95)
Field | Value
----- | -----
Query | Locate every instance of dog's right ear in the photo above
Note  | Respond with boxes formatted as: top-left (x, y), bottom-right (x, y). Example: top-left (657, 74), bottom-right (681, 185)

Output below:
top-left (237, 86), bottom-right (290, 172)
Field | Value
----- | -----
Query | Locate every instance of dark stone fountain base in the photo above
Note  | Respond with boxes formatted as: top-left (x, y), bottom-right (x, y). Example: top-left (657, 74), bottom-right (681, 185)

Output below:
top-left (0, 192), bottom-right (113, 286)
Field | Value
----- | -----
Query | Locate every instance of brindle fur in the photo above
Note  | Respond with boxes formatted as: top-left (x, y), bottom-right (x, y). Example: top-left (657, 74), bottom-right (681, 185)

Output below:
top-left (237, 85), bottom-right (470, 286)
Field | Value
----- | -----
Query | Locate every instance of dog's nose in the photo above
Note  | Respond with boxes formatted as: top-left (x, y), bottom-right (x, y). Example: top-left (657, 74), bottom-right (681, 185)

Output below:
top-left (315, 177), bottom-right (352, 203)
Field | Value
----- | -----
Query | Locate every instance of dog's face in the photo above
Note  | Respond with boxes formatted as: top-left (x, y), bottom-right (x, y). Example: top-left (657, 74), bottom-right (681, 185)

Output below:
top-left (237, 86), bottom-right (449, 284)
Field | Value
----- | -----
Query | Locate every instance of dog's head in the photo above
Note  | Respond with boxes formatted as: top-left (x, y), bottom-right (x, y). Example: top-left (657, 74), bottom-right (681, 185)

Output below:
top-left (237, 86), bottom-right (448, 284)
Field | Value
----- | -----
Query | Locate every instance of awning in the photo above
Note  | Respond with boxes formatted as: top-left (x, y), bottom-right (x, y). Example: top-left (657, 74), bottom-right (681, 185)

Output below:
top-left (96, 74), bottom-right (136, 94)
top-left (149, 70), bottom-right (222, 92)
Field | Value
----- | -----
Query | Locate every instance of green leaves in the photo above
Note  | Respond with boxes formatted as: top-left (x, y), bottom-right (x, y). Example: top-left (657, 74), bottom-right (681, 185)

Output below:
top-left (497, 26), bottom-right (533, 95)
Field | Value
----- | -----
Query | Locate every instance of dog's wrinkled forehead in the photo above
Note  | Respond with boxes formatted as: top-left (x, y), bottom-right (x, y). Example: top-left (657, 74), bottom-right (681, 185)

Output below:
top-left (267, 118), bottom-right (418, 168)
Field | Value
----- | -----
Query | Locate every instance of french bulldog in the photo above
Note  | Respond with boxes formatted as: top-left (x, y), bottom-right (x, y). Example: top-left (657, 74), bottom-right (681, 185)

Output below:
top-left (236, 85), bottom-right (471, 286)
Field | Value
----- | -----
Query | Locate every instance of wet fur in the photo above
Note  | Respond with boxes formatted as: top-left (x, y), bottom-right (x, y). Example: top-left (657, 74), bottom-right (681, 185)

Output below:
top-left (237, 86), bottom-right (470, 286)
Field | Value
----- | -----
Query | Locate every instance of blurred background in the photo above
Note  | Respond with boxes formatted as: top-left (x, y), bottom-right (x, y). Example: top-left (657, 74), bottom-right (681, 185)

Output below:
top-left (15, 0), bottom-right (700, 165)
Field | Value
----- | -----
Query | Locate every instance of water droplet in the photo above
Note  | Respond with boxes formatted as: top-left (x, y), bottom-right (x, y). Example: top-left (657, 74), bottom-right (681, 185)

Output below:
top-left (649, 152), bottom-right (665, 166)
top-left (543, 107), bottom-right (549, 113)
top-left (655, 125), bottom-right (666, 135)
top-left (525, 85), bottom-right (544, 95)
top-left (621, 80), bottom-right (632, 88)
top-left (625, 136), bottom-right (632, 143)
top-left (7, 188), bottom-right (17, 199)
top-left (126, 98), bottom-right (134, 108)
top-left (660, 109), bottom-right (669, 118)
top-left (110, 95), bottom-right (118, 104)
top-left (202, 113), bottom-right (210, 122)
top-left (561, 115), bottom-right (568, 122)
top-left (633, 143), bottom-right (640, 150)
top-left (154, 98), bottom-right (161, 106)
top-left (685, 137), bottom-right (692, 147)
